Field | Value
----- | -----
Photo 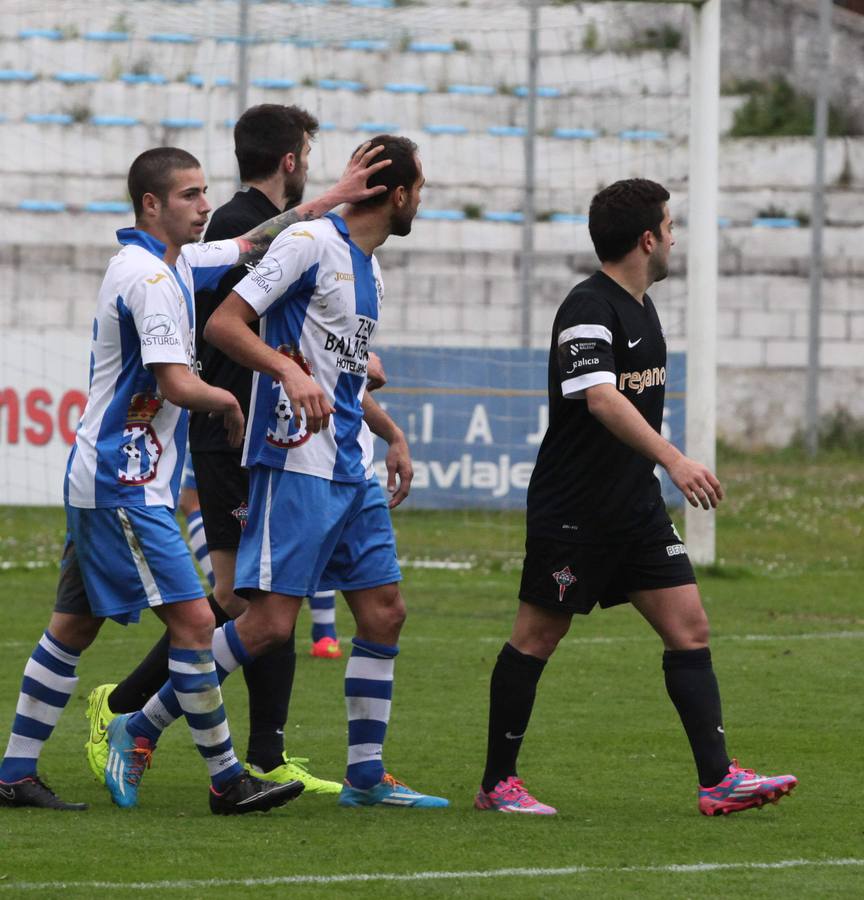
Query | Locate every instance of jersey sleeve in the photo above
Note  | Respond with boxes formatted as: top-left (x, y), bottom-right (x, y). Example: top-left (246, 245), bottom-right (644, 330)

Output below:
top-left (556, 295), bottom-right (617, 399)
top-left (232, 225), bottom-right (321, 317)
top-left (182, 239), bottom-right (241, 292)
top-left (128, 269), bottom-right (190, 368)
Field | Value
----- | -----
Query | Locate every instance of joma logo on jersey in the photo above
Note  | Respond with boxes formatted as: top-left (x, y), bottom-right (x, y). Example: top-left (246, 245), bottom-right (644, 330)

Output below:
top-left (618, 366), bottom-right (666, 394)
top-left (145, 273), bottom-right (168, 285)
top-left (334, 272), bottom-right (355, 282)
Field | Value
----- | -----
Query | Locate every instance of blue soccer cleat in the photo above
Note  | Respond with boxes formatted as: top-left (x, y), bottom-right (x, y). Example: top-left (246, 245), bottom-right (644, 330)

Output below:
top-left (104, 714), bottom-right (154, 809)
top-left (339, 773), bottom-right (449, 808)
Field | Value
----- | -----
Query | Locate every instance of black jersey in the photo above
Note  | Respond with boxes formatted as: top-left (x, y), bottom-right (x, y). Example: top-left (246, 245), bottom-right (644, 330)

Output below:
top-left (526, 270), bottom-right (670, 543)
top-left (188, 187), bottom-right (280, 453)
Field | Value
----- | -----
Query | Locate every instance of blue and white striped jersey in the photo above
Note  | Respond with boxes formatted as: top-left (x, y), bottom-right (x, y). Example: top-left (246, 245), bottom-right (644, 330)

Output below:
top-left (64, 228), bottom-right (239, 509)
top-left (234, 214), bottom-right (381, 483)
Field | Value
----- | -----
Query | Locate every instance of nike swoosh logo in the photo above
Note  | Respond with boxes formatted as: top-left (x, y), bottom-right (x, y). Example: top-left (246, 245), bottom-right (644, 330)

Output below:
top-left (505, 731), bottom-right (525, 740)
top-left (0, 786), bottom-right (15, 800)
top-left (628, 338), bottom-right (642, 348)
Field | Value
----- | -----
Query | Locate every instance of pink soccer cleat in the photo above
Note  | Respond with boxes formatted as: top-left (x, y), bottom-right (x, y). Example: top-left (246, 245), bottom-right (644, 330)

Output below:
top-left (698, 759), bottom-right (797, 816)
top-left (474, 776), bottom-right (557, 815)
top-left (310, 637), bottom-right (342, 659)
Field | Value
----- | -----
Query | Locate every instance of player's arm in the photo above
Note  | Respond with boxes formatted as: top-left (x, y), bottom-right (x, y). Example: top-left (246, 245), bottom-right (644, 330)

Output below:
top-left (204, 293), bottom-right (334, 434)
top-left (151, 363), bottom-right (244, 447)
top-left (584, 383), bottom-right (723, 509)
top-left (362, 393), bottom-right (412, 508)
top-left (232, 142), bottom-right (390, 266)
top-left (366, 351), bottom-right (387, 391)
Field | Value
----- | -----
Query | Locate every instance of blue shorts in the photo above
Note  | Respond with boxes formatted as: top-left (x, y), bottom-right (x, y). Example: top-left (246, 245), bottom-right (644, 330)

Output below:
top-left (181, 450), bottom-right (197, 491)
top-left (234, 467), bottom-right (402, 598)
top-left (65, 504), bottom-right (205, 625)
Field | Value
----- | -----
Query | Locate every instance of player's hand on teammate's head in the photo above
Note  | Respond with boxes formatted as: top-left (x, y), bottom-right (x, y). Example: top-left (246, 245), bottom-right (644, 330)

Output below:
top-left (334, 141), bottom-right (391, 203)
top-left (367, 352), bottom-right (387, 391)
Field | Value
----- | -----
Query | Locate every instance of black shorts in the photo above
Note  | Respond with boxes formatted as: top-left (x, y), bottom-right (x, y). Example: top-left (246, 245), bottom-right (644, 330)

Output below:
top-left (190, 451), bottom-right (249, 552)
top-left (519, 520), bottom-right (696, 615)
top-left (54, 540), bottom-right (92, 616)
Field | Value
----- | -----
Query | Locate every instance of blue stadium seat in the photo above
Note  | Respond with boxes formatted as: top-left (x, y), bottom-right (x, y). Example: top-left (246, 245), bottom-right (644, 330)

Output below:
top-left (342, 39), bottom-right (390, 52)
top-left (0, 70), bottom-right (36, 82)
top-left (448, 84), bottom-right (495, 96)
top-left (514, 86), bottom-right (563, 98)
top-left (484, 211), bottom-right (524, 223)
top-left (319, 122), bottom-right (338, 131)
top-left (252, 77), bottom-right (296, 89)
top-left (318, 78), bottom-right (365, 92)
top-left (161, 118), bottom-right (204, 129)
top-left (408, 41), bottom-right (454, 53)
top-left (53, 72), bottom-right (101, 84)
top-left (18, 200), bottom-right (67, 212)
top-left (214, 76), bottom-right (235, 87)
top-left (121, 73), bottom-right (168, 85)
top-left (424, 124), bottom-right (469, 135)
top-left (25, 113), bottom-right (74, 125)
top-left (85, 201), bottom-right (132, 214)
top-left (91, 115), bottom-right (140, 126)
top-left (549, 213), bottom-right (588, 224)
top-left (356, 122), bottom-right (399, 133)
top-left (18, 29), bottom-right (63, 40)
top-left (149, 33), bottom-right (199, 44)
top-left (84, 31), bottom-right (129, 42)
top-left (717, 216), bottom-right (732, 229)
top-left (384, 83), bottom-right (429, 94)
top-left (216, 35), bottom-right (262, 44)
top-left (752, 217), bottom-right (799, 228)
top-left (224, 119), bottom-right (237, 128)
top-left (418, 209), bottom-right (466, 221)
top-left (350, 0), bottom-right (394, 7)
top-left (618, 129), bottom-right (668, 141)
top-left (488, 126), bottom-right (525, 137)
top-left (186, 74), bottom-right (205, 87)
top-left (553, 127), bottom-right (598, 140)
top-left (288, 38), bottom-right (326, 48)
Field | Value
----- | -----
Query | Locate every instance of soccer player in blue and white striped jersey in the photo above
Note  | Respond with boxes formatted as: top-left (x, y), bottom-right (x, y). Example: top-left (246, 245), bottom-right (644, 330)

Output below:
top-left (0, 143), bottom-right (387, 814)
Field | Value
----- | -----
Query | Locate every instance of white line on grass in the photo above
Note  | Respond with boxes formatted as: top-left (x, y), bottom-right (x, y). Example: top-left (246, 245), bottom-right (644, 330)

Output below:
top-left (2, 858), bottom-right (862, 892)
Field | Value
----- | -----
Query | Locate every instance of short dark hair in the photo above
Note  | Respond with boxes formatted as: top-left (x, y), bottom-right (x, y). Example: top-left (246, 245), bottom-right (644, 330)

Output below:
top-left (588, 178), bottom-right (670, 262)
top-left (128, 147), bottom-right (201, 218)
top-left (352, 134), bottom-right (419, 208)
top-left (234, 104), bottom-right (319, 182)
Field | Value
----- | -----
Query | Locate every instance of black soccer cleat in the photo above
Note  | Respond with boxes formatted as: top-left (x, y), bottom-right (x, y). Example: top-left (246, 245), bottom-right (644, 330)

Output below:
top-left (0, 776), bottom-right (88, 811)
top-left (209, 772), bottom-right (304, 816)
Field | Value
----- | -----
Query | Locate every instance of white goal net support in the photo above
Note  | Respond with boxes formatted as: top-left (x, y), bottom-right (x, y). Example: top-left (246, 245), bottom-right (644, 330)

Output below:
top-left (0, 0), bottom-right (719, 563)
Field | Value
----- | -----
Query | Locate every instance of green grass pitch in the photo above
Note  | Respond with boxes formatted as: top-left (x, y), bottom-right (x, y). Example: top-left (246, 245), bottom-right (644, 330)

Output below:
top-left (0, 452), bottom-right (862, 898)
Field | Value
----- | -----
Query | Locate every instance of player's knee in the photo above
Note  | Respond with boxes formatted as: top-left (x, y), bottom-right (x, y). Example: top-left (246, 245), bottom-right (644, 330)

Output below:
top-left (170, 599), bottom-right (215, 645)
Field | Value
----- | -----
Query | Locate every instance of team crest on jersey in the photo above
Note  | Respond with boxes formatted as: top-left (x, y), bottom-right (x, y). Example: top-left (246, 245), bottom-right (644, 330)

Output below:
top-left (552, 566), bottom-right (577, 603)
top-left (266, 345), bottom-right (315, 449)
top-left (117, 392), bottom-right (163, 485)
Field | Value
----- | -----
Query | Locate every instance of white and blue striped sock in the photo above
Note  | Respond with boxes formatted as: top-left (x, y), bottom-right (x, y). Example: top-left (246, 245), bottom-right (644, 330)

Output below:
top-left (168, 648), bottom-right (243, 790)
top-left (0, 632), bottom-right (80, 783)
top-left (309, 590), bottom-right (338, 642)
top-left (185, 509), bottom-right (215, 588)
top-left (126, 621), bottom-right (251, 746)
top-left (345, 637), bottom-right (398, 789)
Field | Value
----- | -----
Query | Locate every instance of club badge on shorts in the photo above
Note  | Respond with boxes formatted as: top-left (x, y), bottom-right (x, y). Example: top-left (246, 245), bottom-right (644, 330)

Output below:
top-left (552, 566), bottom-right (577, 603)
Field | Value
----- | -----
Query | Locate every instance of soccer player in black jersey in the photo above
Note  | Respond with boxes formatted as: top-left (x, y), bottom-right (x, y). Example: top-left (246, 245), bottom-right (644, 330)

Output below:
top-left (83, 105), bottom-right (390, 796)
top-left (475, 179), bottom-right (797, 817)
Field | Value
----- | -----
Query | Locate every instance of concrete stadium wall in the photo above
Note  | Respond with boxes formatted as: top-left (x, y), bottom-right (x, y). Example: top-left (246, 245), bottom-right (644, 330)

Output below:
top-left (1, 0), bottom-right (862, 448)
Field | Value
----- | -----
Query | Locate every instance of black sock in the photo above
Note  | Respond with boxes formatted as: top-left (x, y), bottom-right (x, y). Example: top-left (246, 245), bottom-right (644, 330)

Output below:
top-left (244, 630), bottom-right (296, 772)
top-left (663, 647), bottom-right (731, 787)
top-left (108, 633), bottom-right (170, 713)
top-left (481, 642), bottom-right (547, 794)
top-left (108, 594), bottom-right (227, 714)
